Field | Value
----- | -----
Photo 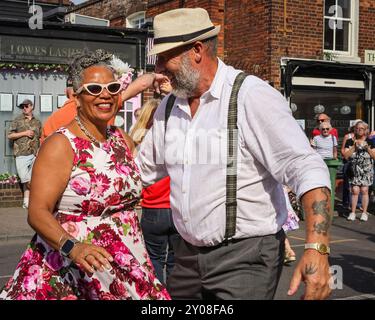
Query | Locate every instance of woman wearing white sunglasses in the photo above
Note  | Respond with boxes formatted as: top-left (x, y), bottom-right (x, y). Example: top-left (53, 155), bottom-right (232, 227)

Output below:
top-left (0, 50), bottom-right (171, 300)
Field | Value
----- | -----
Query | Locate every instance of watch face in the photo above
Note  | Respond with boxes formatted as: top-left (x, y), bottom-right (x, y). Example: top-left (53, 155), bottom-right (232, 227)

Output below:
top-left (318, 243), bottom-right (328, 253)
top-left (61, 239), bottom-right (75, 256)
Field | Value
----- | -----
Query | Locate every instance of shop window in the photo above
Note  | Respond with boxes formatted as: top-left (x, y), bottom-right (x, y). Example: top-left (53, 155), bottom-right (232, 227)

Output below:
top-left (126, 12), bottom-right (146, 29)
top-left (323, 0), bottom-right (359, 62)
top-left (290, 88), bottom-right (366, 147)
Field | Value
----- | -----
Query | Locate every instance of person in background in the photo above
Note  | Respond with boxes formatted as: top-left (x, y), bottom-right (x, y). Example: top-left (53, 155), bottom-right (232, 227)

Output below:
top-left (368, 129), bottom-right (375, 144)
top-left (0, 49), bottom-right (170, 300)
top-left (369, 129), bottom-right (375, 205)
top-left (130, 99), bottom-right (159, 149)
top-left (282, 186), bottom-right (300, 265)
top-left (344, 121), bottom-right (375, 222)
top-left (134, 107), bottom-right (142, 121)
top-left (311, 113), bottom-right (338, 142)
top-left (311, 122), bottom-right (338, 160)
top-left (129, 107), bottom-right (143, 134)
top-left (41, 78), bottom-right (77, 143)
top-left (8, 99), bottom-right (42, 209)
top-left (341, 120), bottom-right (362, 211)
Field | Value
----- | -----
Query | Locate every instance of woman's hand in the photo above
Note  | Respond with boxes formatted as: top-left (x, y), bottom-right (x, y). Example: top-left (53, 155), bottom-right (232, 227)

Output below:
top-left (152, 73), bottom-right (170, 94)
top-left (69, 242), bottom-right (114, 274)
top-left (160, 78), bottom-right (172, 95)
top-left (121, 73), bottom-right (169, 101)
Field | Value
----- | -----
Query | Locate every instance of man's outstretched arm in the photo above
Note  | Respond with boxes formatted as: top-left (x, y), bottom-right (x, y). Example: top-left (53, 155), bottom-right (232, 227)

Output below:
top-left (288, 187), bottom-right (332, 300)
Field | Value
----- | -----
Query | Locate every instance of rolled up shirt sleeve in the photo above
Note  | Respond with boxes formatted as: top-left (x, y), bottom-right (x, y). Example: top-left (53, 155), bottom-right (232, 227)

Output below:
top-left (9, 120), bottom-right (18, 134)
top-left (241, 77), bottom-right (331, 200)
top-left (135, 99), bottom-right (168, 187)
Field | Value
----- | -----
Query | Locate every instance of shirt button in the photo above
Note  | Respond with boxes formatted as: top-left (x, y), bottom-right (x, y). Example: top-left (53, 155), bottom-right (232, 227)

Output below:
top-left (183, 218), bottom-right (188, 222)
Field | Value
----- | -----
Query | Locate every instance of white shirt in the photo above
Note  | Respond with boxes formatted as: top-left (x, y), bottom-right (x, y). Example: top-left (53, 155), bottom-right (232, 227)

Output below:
top-left (312, 134), bottom-right (338, 159)
top-left (136, 59), bottom-right (330, 247)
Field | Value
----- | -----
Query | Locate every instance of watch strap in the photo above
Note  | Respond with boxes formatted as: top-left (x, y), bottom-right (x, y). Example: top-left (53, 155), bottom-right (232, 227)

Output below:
top-left (60, 238), bottom-right (79, 257)
top-left (304, 242), bottom-right (330, 254)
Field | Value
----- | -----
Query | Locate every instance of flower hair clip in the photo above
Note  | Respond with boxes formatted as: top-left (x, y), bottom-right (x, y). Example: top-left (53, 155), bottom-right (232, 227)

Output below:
top-left (110, 56), bottom-right (134, 90)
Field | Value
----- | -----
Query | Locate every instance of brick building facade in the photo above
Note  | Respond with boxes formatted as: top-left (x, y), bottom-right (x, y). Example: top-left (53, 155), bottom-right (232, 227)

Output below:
top-left (73, 0), bottom-right (375, 86)
top-left (69, 0), bottom-right (148, 27)
top-left (69, 0), bottom-right (375, 135)
top-left (146, 0), bottom-right (375, 88)
top-left (146, 1), bottom-right (375, 136)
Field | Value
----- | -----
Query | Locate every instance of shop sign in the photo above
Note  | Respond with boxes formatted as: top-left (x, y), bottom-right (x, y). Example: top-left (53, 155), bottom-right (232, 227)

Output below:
top-left (0, 36), bottom-right (137, 67)
top-left (365, 50), bottom-right (375, 65)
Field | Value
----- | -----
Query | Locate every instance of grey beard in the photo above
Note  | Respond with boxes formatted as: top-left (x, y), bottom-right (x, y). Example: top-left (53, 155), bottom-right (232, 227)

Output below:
top-left (171, 55), bottom-right (200, 99)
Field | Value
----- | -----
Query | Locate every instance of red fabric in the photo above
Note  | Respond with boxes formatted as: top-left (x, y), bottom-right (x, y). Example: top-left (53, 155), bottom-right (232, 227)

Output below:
top-left (312, 127), bottom-right (338, 140)
top-left (141, 176), bottom-right (170, 208)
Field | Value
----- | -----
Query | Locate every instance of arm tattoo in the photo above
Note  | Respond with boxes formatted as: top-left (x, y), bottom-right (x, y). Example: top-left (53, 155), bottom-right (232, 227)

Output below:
top-left (304, 263), bottom-right (318, 276)
top-left (311, 188), bottom-right (332, 235)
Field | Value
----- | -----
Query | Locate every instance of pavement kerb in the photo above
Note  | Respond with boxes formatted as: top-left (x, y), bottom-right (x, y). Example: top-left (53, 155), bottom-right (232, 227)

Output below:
top-left (0, 234), bottom-right (34, 243)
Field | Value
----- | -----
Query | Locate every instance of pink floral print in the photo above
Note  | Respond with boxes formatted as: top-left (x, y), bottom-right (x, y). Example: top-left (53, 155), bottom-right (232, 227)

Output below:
top-left (0, 127), bottom-right (170, 300)
top-left (90, 173), bottom-right (111, 198)
top-left (69, 176), bottom-right (91, 196)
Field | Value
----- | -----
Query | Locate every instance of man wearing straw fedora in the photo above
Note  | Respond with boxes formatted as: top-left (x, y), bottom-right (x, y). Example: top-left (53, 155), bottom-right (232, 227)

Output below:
top-left (137, 8), bottom-right (332, 300)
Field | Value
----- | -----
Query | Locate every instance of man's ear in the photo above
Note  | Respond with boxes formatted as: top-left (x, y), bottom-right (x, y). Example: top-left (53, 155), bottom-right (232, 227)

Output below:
top-left (192, 42), bottom-right (204, 63)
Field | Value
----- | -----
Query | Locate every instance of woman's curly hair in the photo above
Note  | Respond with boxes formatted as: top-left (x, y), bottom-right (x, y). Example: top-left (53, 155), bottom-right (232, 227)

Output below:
top-left (68, 49), bottom-right (115, 91)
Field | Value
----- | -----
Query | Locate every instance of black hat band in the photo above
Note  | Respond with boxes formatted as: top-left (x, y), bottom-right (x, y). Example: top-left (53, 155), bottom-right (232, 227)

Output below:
top-left (153, 26), bottom-right (215, 45)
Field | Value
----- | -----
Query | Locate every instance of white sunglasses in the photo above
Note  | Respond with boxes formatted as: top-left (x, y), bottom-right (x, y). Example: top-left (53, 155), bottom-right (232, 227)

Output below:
top-left (76, 81), bottom-right (122, 96)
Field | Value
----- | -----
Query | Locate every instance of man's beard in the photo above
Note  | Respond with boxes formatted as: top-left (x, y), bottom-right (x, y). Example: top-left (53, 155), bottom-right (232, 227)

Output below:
top-left (171, 54), bottom-right (200, 99)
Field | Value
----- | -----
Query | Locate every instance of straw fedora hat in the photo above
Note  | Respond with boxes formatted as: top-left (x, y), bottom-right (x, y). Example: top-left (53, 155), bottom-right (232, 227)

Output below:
top-left (148, 8), bottom-right (221, 56)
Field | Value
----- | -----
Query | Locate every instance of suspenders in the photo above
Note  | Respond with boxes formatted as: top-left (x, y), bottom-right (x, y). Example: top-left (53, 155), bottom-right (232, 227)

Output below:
top-left (165, 94), bottom-right (176, 130)
top-left (225, 72), bottom-right (247, 240)
top-left (164, 72), bottom-right (247, 241)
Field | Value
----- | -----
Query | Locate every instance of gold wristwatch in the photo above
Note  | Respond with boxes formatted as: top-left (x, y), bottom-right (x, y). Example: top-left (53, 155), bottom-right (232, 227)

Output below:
top-left (304, 243), bottom-right (330, 255)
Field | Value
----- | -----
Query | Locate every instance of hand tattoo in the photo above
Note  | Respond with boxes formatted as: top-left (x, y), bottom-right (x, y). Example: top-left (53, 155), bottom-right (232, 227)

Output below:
top-left (311, 188), bottom-right (332, 235)
top-left (304, 263), bottom-right (318, 276)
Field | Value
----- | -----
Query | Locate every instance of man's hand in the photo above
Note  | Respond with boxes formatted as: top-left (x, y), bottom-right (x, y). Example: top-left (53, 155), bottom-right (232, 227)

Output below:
top-left (295, 187), bottom-right (332, 300)
top-left (288, 249), bottom-right (331, 300)
top-left (25, 130), bottom-right (35, 138)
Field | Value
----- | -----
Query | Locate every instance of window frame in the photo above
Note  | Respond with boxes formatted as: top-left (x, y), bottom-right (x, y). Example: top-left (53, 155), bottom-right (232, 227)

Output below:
top-left (126, 11), bottom-right (146, 29)
top-left (323, 0), bottom-right (359, 61)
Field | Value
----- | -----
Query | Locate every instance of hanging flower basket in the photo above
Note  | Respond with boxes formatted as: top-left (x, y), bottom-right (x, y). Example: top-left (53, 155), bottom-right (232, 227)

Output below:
top-left (0, 62), bottom-right (68, 73)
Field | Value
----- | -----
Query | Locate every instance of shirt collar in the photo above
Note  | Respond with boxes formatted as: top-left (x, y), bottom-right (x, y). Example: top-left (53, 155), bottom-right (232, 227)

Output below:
top-left (208, 58), bottom-right (226, 100)
top-left (23, 113), bottom-right (34, 120)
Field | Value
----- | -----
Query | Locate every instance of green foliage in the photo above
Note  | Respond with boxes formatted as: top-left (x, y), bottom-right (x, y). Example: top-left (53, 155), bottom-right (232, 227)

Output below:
top-left (0, 172), bottom-right (19, 184)
top-left (323, 52), bottom-right (337, 61)
top-left (122, 223), bottom-right (130, 236)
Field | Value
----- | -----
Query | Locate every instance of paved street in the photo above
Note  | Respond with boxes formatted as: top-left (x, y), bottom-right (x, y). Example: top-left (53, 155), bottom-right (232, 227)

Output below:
top-left (275, 208), bottom-right (375, 300)
top-left (0, 206), bottom-right (374, 299)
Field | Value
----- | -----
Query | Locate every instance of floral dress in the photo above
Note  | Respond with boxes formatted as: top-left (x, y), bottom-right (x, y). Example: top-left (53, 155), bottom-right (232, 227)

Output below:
top-left (282, 186), bottom-right (300, 233)
top-left (0, 127), bottom-right (170, 300)
top-left (345, 138), bottom-right (374, 187)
